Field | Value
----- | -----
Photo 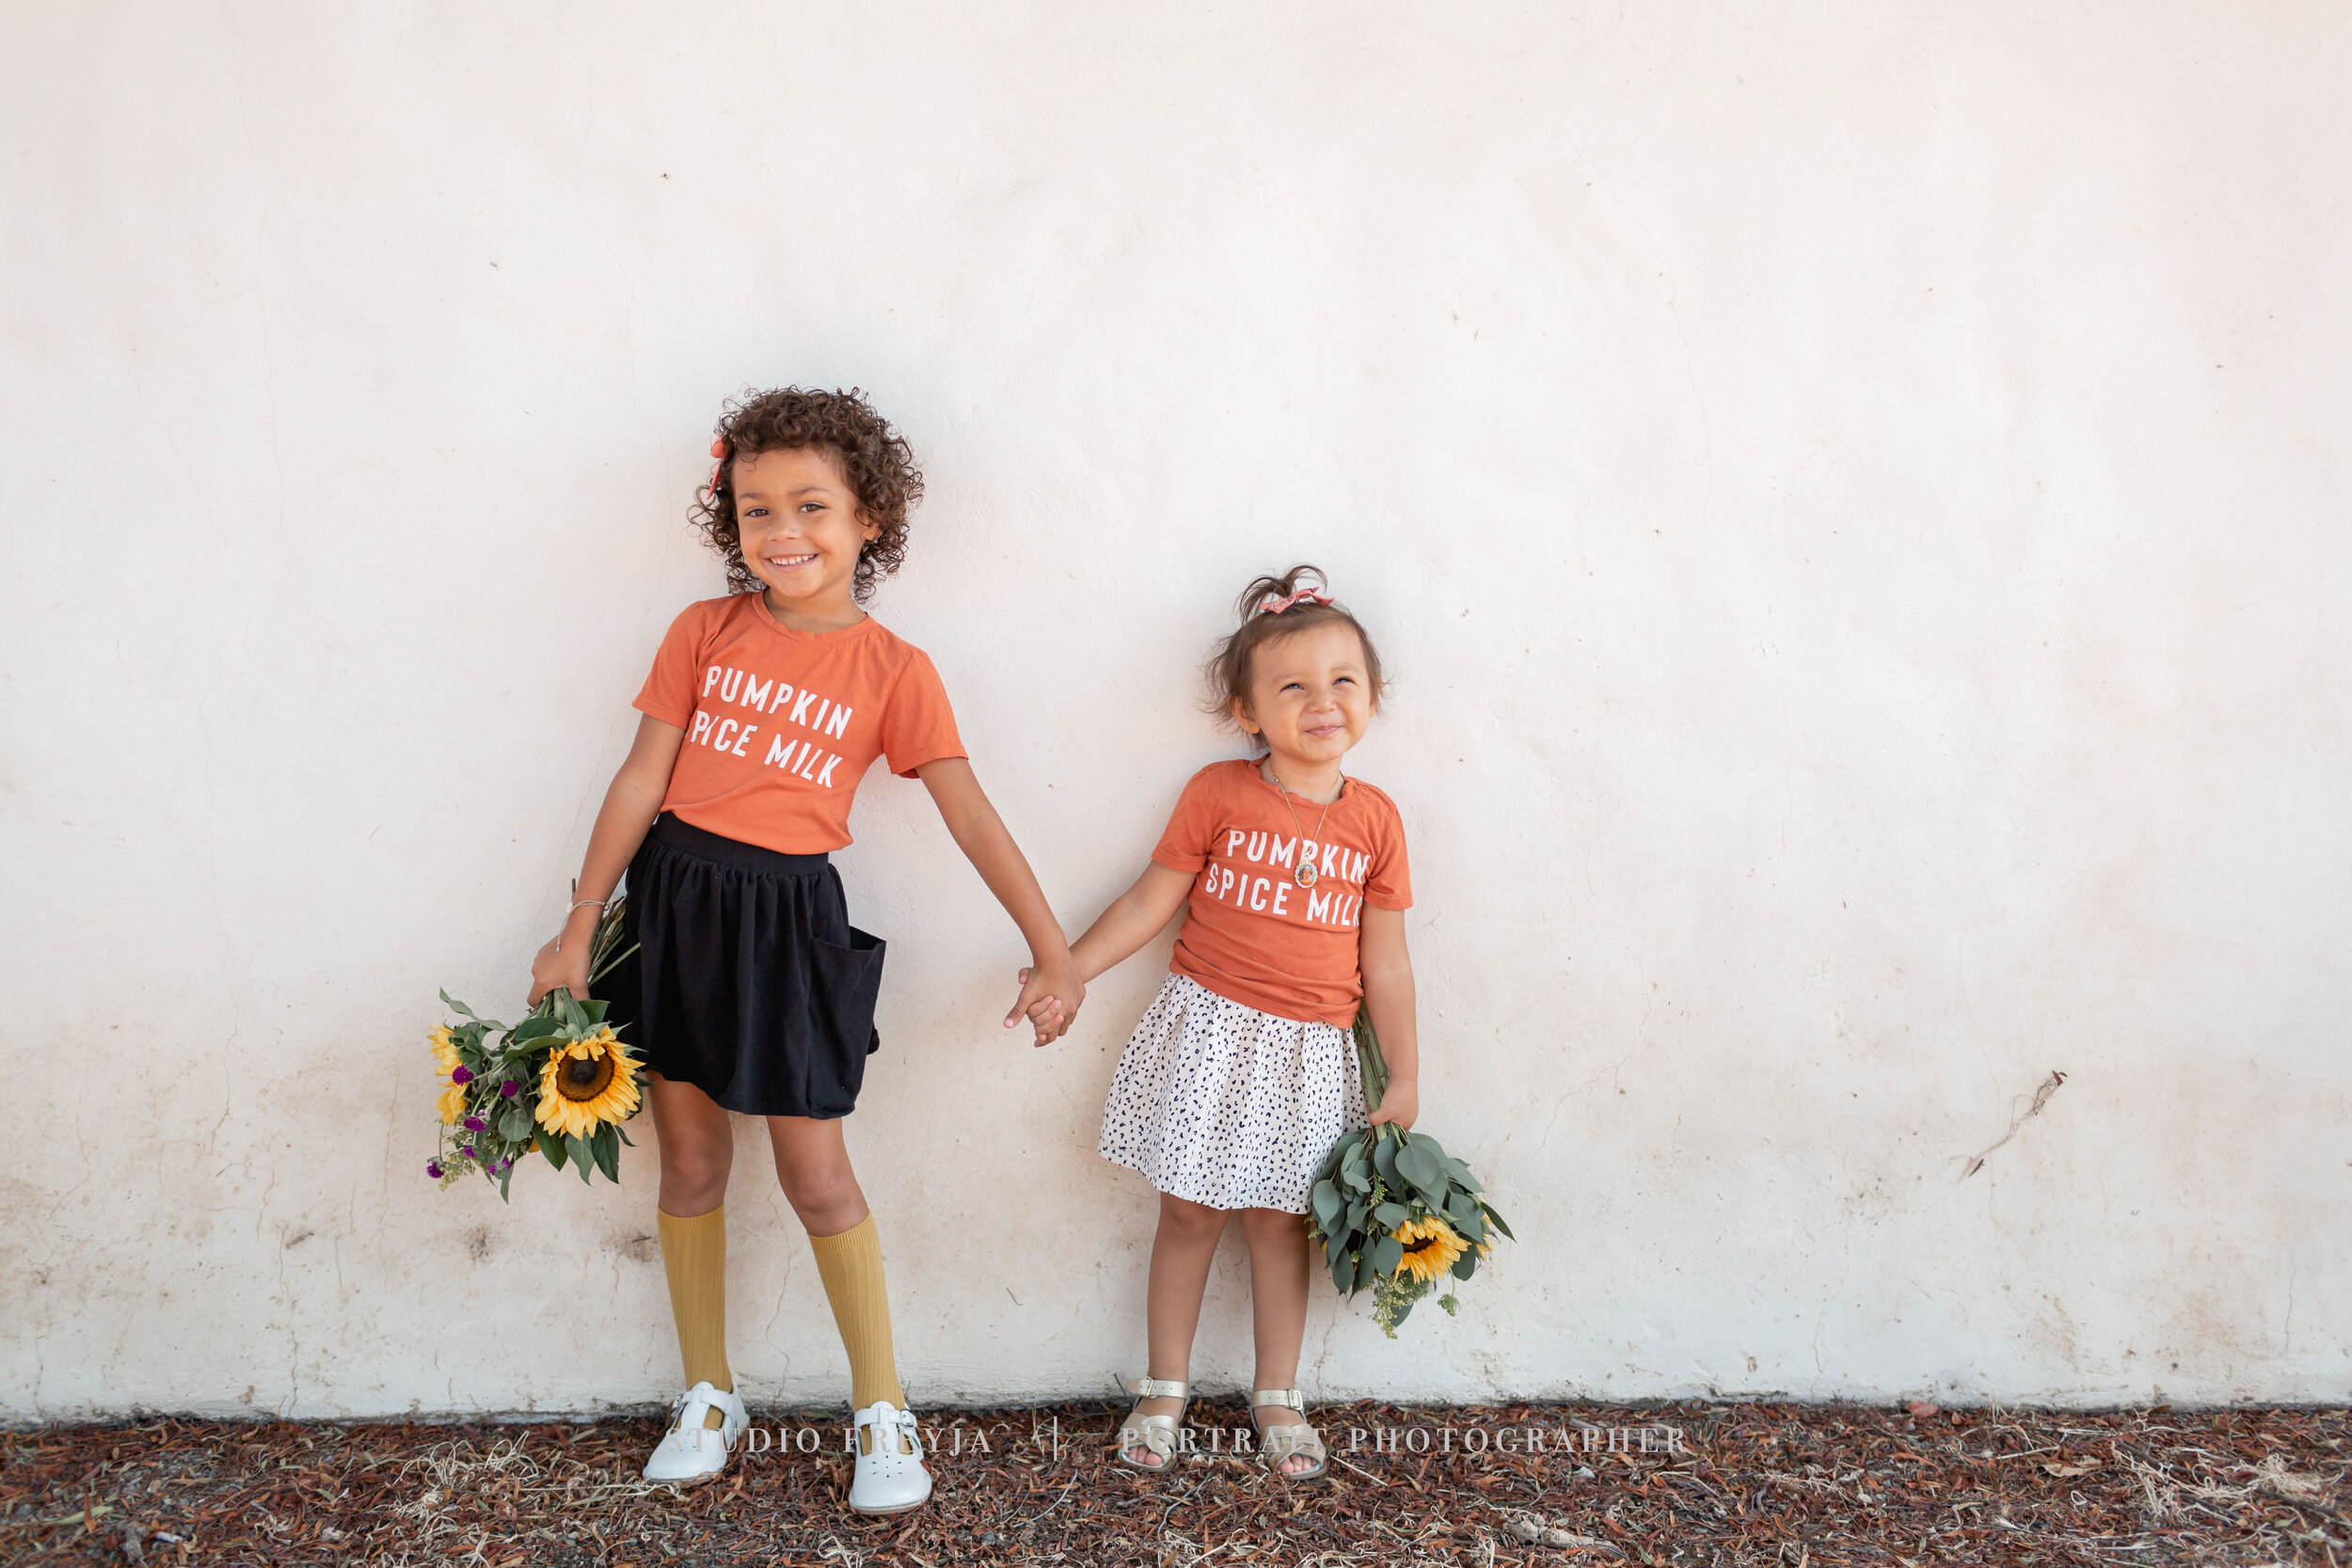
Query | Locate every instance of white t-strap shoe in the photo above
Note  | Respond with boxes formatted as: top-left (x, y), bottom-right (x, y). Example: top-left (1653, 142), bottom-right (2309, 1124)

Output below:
top-left (643, 1381), bottom-right (750, 1482)
top-left (849, 1400), bottom-right (932, 1514)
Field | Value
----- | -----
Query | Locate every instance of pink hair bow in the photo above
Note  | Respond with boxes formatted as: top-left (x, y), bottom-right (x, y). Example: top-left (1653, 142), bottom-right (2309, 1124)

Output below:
top-left (1258, 586), bottom-right (1331, 615)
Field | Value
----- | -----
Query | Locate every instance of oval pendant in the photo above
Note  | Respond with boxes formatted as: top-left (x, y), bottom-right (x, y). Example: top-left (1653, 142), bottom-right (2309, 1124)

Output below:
top-left (1295, 861), bottom-right (1317, 889)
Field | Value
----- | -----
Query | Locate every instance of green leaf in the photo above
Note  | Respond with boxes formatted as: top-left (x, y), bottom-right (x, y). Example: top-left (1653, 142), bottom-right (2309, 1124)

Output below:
top-left (540, 1132), bottom-right (565, 1170)
top-left (498, 1161), bottom-right (516, 1203)
top-left (510, 1016), bottom-right (562, 1045)
top-left (1480, 1202), bottom-right (1515, 1241)
top-left (592, 1125), bottom-right (620, 1183)
top-left (578, 998), bottom-right (610, 1025)
top-left (615, 1124), bottom-right (635, 1147)
top-left (566, 1133), bottom-right (594, 1184)
top-left (1452, 1250), bottom-right (1479, 1281)
top-left (1407, 1132), bottom-right (1449, 1164)
top-left (1372, 1132), bottom-right (1402, 1190)
top-left (1353, 1246), bottom-right (1377, 1292)
top-left (1311, 1180), bottom-right (1342, 1228)
top-left (500, 1110), bottom-right (532, 1142)
top-left (1339, 1164), bottom-right (1370, 1195)
top-left (1325, 1227), bottom-right (1353, 1270)
top-left (1370, 1235), bottom-right (1403, 1276)
top-left (1331, 1249), bottom-right (1357, 1294)
top-left (1445, 1190), bottom-right (1483, 1228)
top-left (1395, 1141), bottom-right (1438, 1192)
top-left (438, 990), bottom-right (481, 1021)
top-left (1373, 1202), bottom-right (1408, 1229)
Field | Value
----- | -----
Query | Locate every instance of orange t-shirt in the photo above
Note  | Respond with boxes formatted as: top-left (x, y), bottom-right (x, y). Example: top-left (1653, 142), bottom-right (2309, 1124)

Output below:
top-left (632, 594), bottom-right (965, 854)
top-left (1151, 758), bottom-right (1413, 1027)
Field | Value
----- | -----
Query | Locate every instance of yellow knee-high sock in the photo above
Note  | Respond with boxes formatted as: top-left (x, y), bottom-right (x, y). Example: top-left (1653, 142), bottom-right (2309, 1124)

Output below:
top-left (807, 1212), bottom-right (906, 1410)
top-left (658, 1205), bottom-right (732, 1429)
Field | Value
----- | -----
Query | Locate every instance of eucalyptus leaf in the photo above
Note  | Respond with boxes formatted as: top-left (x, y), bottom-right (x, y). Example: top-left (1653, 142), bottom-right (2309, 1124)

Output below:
top-left (1445, 1190), bottom-right (1483, 1227)
top-left (1372, 1133), bottom-right (1402, 1190)
top-left (1395, 1142), bottom-right (1438, 1192)
top-left (1370, 1235), bottom-right (1403, 1276)
top-left (1325, 1227), bottom-right (1353, 1269)
top-left (500, 1110), bottom-right (532, 1142)
top-left (1373, 1202), bottom-right (1408, 1229)
top-left (1480, 1202), bottom-right (1516, 1241)
top-left (1407, 1132), bottom-right (1449, 1164)
top-left (1311, 1181), bottom-right (1342, 1228)
top-left (1330, 1250), bottom-right (1356, 1293)
top-left (1452, 1250), bottom-right (1479, 1281)
top-left (1353, 1246), bottom-right (1377, 1292)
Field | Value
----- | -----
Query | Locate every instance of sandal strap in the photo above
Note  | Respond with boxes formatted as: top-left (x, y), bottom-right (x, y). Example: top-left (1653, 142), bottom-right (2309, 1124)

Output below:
top-left (1133, 1376), bottom-right (1188, 1399)
top-left (1117, 1411), bottom-right (1183, 1458)
top-left (1251, 1388), bottom-right (1305, 1411)
top-left (1260, 1424), bottom-right (1326, 1459)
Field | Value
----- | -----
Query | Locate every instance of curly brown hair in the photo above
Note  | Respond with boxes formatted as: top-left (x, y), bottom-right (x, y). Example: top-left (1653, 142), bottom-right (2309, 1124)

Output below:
top-left (1203, 564), bottom-right (1388, 751)
top-left (689, 387), bottom-right (924, 603)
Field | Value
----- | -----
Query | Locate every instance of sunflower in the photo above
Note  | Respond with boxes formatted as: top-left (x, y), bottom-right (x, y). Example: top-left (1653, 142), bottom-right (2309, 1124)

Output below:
top-left (428, 1025), bottom-right (462, 1075)
top-left (437, 1080), bottom-right (468, 1126)
top-left (534, 1027), bottom-right (642, 1141)
top-left (1391, 1215), bottom-right (1468, 1285)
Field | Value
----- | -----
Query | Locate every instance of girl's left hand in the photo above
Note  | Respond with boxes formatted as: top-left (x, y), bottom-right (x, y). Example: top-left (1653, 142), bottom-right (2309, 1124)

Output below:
top-left (1367, 1078), bottom-right (1419, 1131)
top-left (1009, 962), bottom-right (1084, 1046)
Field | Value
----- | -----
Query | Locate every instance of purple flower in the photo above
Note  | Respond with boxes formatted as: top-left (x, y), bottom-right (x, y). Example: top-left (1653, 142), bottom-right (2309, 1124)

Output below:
top-left (495, 1158), bottom-right (512, 1173)
top-left (425, 1161), bottom-right (443, 1179)
top-left (459, 1144), bottom-right (474, 1158)
top-left (451, 1066), bottom-right (474, 1085)
top-left (463, 1116), bottom-right (486, 1132)
top-left (500, 1079), bottom-right (519, 1098)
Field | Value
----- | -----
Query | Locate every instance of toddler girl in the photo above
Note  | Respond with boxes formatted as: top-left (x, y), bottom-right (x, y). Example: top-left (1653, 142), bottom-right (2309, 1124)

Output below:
top-left (529, 388), bottom-right (1080, 1510)
top-left (1057, 565), bottom-right (1418, 1480)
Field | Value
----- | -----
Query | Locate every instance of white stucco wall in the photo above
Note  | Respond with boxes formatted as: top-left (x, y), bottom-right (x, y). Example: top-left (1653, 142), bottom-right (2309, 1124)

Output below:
top-left (5, 3), bottom-right (2348, 1421)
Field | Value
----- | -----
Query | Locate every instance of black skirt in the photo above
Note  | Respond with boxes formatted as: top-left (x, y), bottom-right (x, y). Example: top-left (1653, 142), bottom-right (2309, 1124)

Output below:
top-left (599, 814), bottom-right (885, 1118)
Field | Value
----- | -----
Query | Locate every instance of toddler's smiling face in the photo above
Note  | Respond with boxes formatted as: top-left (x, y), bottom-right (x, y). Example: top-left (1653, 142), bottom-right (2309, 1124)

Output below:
top-left (732, 445), bottom-right (878, 624)
top-left (1232, 620), bottom-right (1375, 770)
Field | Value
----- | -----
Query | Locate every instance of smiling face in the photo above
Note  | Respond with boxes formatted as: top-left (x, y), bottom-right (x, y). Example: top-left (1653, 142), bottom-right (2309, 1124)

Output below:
top-left (732, 445), bottom-right (878, 623)
top-left (1232, 619), bottom-right (1376, 770)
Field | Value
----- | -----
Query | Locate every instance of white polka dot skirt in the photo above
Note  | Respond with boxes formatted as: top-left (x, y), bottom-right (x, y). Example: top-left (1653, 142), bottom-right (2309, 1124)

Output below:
top-left (1097, 974), bottom-right (1367, 1213)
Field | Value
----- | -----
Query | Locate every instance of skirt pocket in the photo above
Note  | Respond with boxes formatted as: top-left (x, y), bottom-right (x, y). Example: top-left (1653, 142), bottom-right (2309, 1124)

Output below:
top-left (803, 926), bottom-right (886, 1114)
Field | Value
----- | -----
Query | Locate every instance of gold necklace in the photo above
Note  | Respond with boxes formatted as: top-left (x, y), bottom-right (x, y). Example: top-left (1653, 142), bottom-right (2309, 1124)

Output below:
top-left (1260, 761), bottom-right (1340, 889)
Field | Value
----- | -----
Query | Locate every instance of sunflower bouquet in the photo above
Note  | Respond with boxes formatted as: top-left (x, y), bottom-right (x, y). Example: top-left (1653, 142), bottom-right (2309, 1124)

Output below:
top-left (1307, 1015), bottom-right (1513, 1337)
top-left (424, 895), bottom-right (644, 1201)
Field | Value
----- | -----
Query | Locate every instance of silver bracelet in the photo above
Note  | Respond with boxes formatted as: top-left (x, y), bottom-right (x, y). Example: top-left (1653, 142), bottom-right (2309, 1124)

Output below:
top-left (568, 897), bottom-right (609, 912)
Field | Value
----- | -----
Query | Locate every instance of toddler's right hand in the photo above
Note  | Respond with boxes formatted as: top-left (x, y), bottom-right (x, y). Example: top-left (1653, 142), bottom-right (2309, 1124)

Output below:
top-left (529, 930), bottom-right (592, 1008)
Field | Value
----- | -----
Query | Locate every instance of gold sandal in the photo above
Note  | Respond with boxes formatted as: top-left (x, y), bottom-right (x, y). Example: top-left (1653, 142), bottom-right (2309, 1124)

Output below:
top-left (1113, 1377), bottom-right (1190, 1473)
top-left (1249, 1388), bottom-right (1328, 1481)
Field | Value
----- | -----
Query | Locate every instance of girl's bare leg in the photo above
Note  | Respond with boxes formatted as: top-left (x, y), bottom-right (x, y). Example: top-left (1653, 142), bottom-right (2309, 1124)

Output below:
top-left (1124, 1192), bottom-right (1229, 1467)
top-left (1241, 1207), bottom-right (1315, 1475)
top-left (764, 1115), bottom-right (871, 1234)
top-left (649, 1074), bottom-right (735, 1215)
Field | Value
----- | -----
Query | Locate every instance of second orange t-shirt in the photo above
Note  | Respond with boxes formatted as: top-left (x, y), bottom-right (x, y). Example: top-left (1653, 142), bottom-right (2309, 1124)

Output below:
top-left (1151, 758), bottom-right (1413, 1027)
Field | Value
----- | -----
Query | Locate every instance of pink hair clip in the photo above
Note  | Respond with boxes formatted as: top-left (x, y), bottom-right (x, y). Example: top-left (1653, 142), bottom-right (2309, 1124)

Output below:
top-left (1257, 586), bottom-right (1331, 615)
top-left (707, 437), bottom-right (729, 498)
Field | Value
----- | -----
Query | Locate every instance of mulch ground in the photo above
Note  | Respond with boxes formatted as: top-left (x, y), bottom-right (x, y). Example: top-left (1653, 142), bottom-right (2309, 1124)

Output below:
top-left (2, 1400), bottom-right (2344, 1566)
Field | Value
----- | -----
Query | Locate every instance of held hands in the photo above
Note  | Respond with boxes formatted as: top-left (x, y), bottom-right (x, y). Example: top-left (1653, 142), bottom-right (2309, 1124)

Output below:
top-left (1367, 1076), bottom-right (1419, 1132)
top-left (1008, 959), bottom-right (1085, 1047)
